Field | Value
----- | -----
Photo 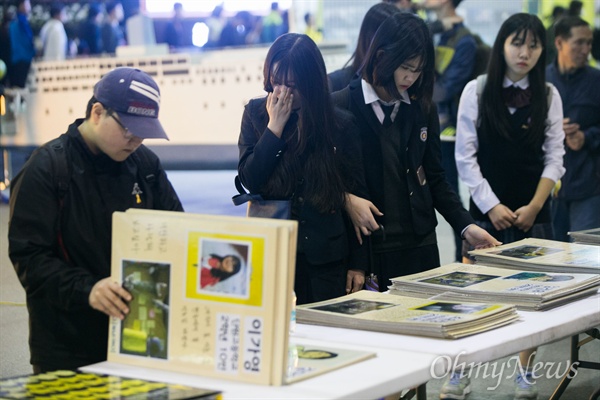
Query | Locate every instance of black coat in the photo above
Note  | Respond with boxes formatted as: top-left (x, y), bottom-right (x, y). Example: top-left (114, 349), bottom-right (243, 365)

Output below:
top-left (332, 79), bottom-right (473, 238)
top-left (237, 96), bottom-right (368, 268)
top-left (8, 120), bottom-right (183, 370)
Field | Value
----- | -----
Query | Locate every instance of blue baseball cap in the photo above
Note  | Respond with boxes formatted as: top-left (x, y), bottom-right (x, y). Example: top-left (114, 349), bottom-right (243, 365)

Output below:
top-left (93, 67), bottom-right (169, 140)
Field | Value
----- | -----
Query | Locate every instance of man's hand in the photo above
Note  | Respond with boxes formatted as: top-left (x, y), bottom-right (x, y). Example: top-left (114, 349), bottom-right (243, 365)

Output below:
top-left (89, 278), bottom-right (132, 319)
top-left (563, 118), bottom-right (585, 151)
top-left (344, 193), bottom-right (383, 244)
top-left (346, 269), bottom-right (365, 294)
top-left (463, 225), bottom-right (502, 249)
top-left (487, 203), bottom-right (516, 231)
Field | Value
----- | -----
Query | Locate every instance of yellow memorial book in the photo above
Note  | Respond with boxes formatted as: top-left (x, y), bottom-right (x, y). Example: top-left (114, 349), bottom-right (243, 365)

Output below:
top-left (107, 209), bottom-right (297, 386)
top-left (389, 263), bottom-right (600, 310)
top-left (296, 290), bottom-right (518, 339)
top-left (468, 238), bottom-right (600, 274)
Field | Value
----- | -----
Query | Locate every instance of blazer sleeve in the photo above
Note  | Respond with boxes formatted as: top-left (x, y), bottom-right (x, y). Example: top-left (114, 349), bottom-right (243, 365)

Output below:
top-left (237, 99), bottom-right (287, 193)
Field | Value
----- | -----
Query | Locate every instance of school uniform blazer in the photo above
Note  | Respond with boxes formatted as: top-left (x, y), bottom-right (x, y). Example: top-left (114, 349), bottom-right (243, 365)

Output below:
top-left (332, 78), bottom-right (474, 237)
top-left (238, 96), bottom-right (369, 268)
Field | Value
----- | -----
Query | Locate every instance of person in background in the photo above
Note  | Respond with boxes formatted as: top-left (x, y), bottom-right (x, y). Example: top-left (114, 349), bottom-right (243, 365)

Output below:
top-left (260, 2), bottom-right (284, 44)
top-left (204, 4), bottom-right (226, 48)
top-left (423, 0), bottom-right (476, 262)
top-left (546, 16), bottom-right (599, 242)
top-left (77, 2), bottom-right (103, 55)
top-left (218, 11), bottom-right (250, 47)
top-left (40, 2), bottom-right (68, 61)
top-left (8, 0), bottom-right (34, 88)
top-left (101, 1), bottom-right (125, 54)
top-left (332, 13), bottom-right (500, 295)
top-left (303, 12), bottom-right (322, 44)
top-left (567, 0), bottom-right (583, 17)
top-left (125, 6), bottom-right (156, 47)
top-left (0, 10), bottom-right (14, 87)
top-left (8, 67), bottom-right (184, 373)
top-left (165, 2), bottom-right (185, 49)
top-left (238, 33), bottom-right (369, 304)
top-left (328, 2), bottom-right (399, 92)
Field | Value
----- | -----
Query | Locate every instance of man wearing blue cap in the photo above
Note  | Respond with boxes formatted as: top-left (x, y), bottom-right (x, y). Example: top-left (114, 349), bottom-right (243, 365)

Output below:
top-left (8, 67), bottom-right (183, 373)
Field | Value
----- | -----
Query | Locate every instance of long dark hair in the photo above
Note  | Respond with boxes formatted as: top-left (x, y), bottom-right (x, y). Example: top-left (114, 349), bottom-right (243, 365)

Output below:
top-left (262, 33), bottom-right (346, 212)
top-left (209, 254), bottom-right (241, 281)
top-left (361, 12), bottom-right (435, 112)
top-left (481, 13), bottom-right (547, 146)
top-left (348, 3), bottom-right (399, 73)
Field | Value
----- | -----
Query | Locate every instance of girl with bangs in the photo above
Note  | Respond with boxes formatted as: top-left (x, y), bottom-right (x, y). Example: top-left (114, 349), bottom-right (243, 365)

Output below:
top-left (456, 13), bottom-right (564, 257)
top-left (237, 33), bottom-right (369, 305)
top-left (332, 12), bottom-right (499, 293)
top-left (451, 13), bottom-right (565, 399)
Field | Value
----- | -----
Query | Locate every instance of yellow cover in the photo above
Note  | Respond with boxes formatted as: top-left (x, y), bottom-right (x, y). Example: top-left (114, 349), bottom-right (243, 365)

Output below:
top-left (108, 209), bottom-right (297, 386)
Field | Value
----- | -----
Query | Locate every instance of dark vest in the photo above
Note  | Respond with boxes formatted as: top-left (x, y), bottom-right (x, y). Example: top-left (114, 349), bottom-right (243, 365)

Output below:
top-left (470, 105), bottom-right (550, 223)
top-left (380, 115), bottom-right (413, 236)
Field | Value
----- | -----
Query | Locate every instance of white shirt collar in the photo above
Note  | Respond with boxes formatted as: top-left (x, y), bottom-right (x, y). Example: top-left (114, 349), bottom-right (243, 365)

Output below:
top-left (503, 75), bottom-right (530, 89)
top-left (361, 79), bottom-right (411, 106)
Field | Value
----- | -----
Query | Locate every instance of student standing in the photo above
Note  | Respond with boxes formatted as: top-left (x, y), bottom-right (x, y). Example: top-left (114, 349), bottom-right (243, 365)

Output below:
top-left (456, 13), bottom-right (564, 253)
top-left (453, 13), bottom-right (565, 400)
top-left (9, 68), bottom-right (183, 373)
top-left (332, 12), bottom-right (499, 292)
top-left (328, 2), bottom-right (399, 92)
top-left (238, 33), bottom-right (368, 305)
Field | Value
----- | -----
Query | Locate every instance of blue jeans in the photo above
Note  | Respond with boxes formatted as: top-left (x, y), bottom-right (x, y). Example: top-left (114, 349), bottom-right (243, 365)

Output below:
top-left (551, 194), bottom-right (600, 242)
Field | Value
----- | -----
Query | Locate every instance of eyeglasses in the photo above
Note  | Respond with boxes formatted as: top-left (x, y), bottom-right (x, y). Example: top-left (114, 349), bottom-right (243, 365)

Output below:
top-left (106, 109), bottom-right (136, 140)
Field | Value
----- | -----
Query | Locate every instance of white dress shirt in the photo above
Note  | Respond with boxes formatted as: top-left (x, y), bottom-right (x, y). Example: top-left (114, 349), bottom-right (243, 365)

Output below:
top-left (361, 79), bottom-right (411, 124)
top-left (455, 75), bottom-right (566, 215)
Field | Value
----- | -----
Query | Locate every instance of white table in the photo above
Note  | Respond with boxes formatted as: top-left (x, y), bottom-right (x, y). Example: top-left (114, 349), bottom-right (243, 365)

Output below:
top-left (294, 293), bottom-right (600, 367)
top-left (82, 337), bottom-right (444, 400)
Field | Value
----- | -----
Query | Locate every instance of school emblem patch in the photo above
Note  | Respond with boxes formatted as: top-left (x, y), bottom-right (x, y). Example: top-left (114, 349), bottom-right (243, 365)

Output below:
top-left (420, 127), bottom-right (428, 142)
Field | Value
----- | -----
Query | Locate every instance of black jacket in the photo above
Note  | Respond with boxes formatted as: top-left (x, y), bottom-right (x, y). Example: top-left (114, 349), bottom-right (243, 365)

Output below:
top-left (332, 79), bottom-right (473, 238)
top-left (237, 97), bottom-right (368, 268)
top-left (546, 63), bottom-right (600, 201)
top-left (8, 120), bottom-right (183, 370)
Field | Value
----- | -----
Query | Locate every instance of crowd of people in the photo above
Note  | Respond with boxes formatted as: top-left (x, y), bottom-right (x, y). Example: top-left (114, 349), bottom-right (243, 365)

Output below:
top-left (6, 1), bottom-right (599, 400)
top-left (0, 1), bottom-right (293, 88)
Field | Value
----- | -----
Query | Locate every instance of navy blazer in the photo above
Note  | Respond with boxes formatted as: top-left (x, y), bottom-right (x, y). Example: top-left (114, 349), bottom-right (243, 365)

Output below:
top-left (332, 78), bottom-right (473, 237)
top-left (237, 96), bottom-right (369, 268)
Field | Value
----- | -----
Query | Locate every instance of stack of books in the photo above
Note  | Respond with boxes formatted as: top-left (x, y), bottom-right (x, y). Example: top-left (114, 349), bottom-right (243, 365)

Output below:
top-left (389, 263), bottom-right (600, 311)
top-left (569, 228), bottom-right (600, 246)
top-left (296, 290), bottom-right (518, 339)
top-left (468, 238), bottom-right (600, 274)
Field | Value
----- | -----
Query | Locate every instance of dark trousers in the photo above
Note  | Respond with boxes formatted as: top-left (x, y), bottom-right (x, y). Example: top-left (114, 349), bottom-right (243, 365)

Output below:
top-left (8, 60), bottom-right (31, 88)
top-left (441, 140), bottom-right (463, 261)
top-left (294, 253), bottom-right (347, 305)
top-left (372, 243), bottom-right (440, 291)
